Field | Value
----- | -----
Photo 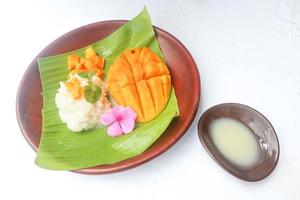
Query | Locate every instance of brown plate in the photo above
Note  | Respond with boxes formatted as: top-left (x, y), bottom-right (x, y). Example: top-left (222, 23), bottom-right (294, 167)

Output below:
top-left (198, 103), bottom-right (279, 181)
top-left (16, 20), bottom-right (200, 174)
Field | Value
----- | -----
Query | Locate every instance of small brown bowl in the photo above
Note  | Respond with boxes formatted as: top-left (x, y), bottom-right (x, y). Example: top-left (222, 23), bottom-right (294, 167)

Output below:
top-left (198, 103), bottom-right (279, 182)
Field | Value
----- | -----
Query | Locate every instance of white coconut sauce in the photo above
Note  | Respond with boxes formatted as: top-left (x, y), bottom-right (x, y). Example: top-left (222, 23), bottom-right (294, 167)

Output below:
top-left (209, 118), bottom-right (260, 167)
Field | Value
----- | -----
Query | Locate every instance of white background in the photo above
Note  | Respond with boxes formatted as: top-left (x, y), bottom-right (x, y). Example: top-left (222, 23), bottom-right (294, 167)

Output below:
top-left (1, 0), bottom-right (300, 199)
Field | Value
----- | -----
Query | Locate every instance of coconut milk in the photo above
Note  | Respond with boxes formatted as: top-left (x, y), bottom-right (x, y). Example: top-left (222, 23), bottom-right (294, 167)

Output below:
top-left (209, 118), bottom-right (260, 167)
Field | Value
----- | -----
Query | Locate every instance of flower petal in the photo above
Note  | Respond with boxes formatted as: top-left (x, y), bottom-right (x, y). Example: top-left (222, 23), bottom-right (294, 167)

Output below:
top-left (118, 105), bottom-right (126, 113)
top-left (120, 118), bottom-right (135, 134)
top-left (123, 107), bottom-right (137, 120)
top-left (111, 106), bottom-right (124, 115)
top-left (100, 111), bottom-right (115, 125)
top-left (107, 122), bottom-right (123, 136)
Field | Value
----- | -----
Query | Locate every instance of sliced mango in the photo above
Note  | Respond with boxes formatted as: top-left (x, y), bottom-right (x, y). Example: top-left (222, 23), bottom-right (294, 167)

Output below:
top-left (66, 46), bottom-right (105, 82)
top-left (121, 84), bottom-right (144, 119)
top-left (83, 59), bottom-right (94, 70)
top-left (85, 46), bottom-right (97, 60)
top-left (161, 75), bottom-right (171, 102)
top-left (108, 47), bottom-right (171, 122)
top-left (65, 78), bottom-right (83, 99)
top-left (109, 82), bottom-right (126, 105)
top-left (89, 55), bottom-right (105, 69)
top-left (136, 80), bottom-right (156, 120)
top-left (147, 76), bottom-right (165, 114)
top-left (67, 55), bottom-right (80, 70)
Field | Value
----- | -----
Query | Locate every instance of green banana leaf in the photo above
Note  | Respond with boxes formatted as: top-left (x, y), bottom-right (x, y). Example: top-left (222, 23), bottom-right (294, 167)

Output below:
top-left (36, 8), bottom-right (179, 170)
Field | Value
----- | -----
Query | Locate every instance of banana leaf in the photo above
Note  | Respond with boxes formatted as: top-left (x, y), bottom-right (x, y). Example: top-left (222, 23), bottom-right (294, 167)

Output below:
top-left (36, 8), bottom-right (179, 170)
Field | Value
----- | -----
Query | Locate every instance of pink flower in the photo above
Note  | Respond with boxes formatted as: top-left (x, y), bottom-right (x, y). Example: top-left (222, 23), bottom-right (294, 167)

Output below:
top-left (100, 106), bottom-right (137, 137)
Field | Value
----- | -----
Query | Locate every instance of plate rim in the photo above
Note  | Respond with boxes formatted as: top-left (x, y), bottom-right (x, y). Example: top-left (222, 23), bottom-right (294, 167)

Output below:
top-left (16, 20), bottom-right (201, 174)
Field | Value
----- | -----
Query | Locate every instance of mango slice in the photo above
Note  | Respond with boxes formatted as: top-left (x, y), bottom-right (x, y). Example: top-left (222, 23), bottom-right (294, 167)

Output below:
top-left (67, 46), bottom-right (105, 78)
top-left (65, 77), bottom-right (83, 99)
top-left (67, 55), bottom-right (80, 70)
top-left (108, 47), bottom-right (171, 122)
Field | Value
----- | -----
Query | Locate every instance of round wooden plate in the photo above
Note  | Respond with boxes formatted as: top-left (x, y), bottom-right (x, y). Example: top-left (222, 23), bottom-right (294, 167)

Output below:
top-left (16, 20), bottom-right (200, 174)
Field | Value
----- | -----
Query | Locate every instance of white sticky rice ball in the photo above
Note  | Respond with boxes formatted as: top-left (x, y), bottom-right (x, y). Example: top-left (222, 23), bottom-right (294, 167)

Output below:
top-left (55, 74), bottom-right (110, 132)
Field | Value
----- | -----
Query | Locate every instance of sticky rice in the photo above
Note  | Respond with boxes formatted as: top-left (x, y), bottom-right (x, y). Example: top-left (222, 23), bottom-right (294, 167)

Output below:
top-left (55, 74), bottom-right (110, 132)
